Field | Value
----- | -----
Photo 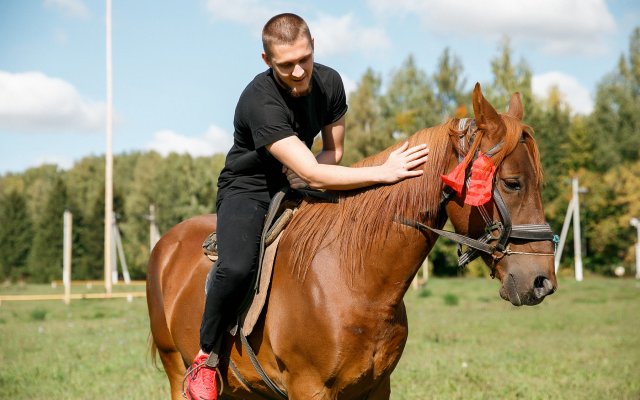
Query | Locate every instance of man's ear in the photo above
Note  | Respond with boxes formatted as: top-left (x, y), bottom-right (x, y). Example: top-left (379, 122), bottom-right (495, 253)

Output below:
top-left (311, 37), bottom-right (315, 51)
top-left (262, 52), bottom-right (271, 68)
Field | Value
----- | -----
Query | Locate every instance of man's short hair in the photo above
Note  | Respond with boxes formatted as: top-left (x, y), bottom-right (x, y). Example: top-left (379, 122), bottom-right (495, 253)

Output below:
top-left (262, 13), bottom-right (312, 59)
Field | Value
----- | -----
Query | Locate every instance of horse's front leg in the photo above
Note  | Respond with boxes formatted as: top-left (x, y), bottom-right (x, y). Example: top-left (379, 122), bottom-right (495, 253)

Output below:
top-left (284, 375), bottom-right (333, 400)
top-left (285, 376), bottom-right (391, 400)
top-left (365, 376), bottom-right (391, 400)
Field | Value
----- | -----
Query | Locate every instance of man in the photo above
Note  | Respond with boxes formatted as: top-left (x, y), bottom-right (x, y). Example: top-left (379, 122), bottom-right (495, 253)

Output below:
top-left (185, 13), bottom-right (430, 400)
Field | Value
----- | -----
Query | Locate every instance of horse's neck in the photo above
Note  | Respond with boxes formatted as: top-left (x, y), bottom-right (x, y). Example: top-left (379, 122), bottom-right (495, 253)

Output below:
top-left (326, 183), bottom-right (442, 306)
top-left (351, 225), bottom-right (436, 306)
top-left (291, 124), bottom-right (454, 307)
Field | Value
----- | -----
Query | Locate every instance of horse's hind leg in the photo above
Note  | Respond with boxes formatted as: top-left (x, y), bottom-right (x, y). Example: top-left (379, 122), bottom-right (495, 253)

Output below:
top-left (158, 348), bottom-right (188, 400)
top-left (148, 277), bottom-right (188, 399)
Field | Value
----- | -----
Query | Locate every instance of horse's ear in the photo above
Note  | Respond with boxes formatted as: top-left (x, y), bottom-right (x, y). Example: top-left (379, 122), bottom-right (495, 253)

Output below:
top-left (507, 92), bottom-right (524, 120)
top-left (472, 83), bottom-right (503, 135)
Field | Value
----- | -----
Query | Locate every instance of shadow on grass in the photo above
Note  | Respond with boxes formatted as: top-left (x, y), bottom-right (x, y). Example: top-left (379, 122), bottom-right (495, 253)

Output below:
top-left (30, 308), bottom-right (48, 321)
top-left (443, 293), bottom-right (459, 306)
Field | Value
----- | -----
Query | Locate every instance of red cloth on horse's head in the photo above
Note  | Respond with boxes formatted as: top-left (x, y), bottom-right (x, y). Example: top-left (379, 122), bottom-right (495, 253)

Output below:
top-left (465, 153), bottom-right (496, 206)
top-left (441, 158), bottom-right (469, 196)
top-left (441, 152), bottom-right (496, 206)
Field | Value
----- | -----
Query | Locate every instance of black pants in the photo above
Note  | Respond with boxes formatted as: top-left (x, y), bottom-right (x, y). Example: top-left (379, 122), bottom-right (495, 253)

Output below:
top-left (199, 195), bottom-right (269, 353)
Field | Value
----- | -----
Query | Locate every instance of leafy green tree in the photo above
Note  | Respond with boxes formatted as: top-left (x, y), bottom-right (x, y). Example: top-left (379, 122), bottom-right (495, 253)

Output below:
top-left (380, 55), bottom-right (440, 139)
top-left (588, 28), bottom-right (640, 172)
top-left (0, 190), bottom-right (33, 281)
top-left (0, 174), bottom-right (26, 197)
top-left (561, 115), bottom-right (594, 174)
top-left (150, 153), bottom-right (208, 232)
top-left (485, 37), bottom-right (536, 117)
top-left (119, 151), bottom-right (163, 275)
top-left (65, 156), bottom-right (104, 220)
top-left (432, 47), bottom-right (468, 119)
top-left (191, 155), bottom-right (224, 214)
top-left (27, 176), bottom-right (69, 282)
top-left (72, 188), bottom-right (105, 280)
top-left (343, 68), bottom-right (388, 165)
top-left (528, 86), bottom-right (572, 214)
top-left (20, 165), bottom-right (61, 226)
top-left (580, 161), bottom-right (640, 273)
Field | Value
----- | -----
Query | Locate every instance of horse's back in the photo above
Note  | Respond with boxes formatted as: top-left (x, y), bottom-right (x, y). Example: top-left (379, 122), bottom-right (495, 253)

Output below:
top-left (146, 214), bottom-right (217, 363)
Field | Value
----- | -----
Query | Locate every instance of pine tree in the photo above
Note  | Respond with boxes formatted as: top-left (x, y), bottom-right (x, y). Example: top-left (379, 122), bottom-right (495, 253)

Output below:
top-left (485, 37), bottom-right (535, 117)
top-left (27, 177), bottom-right (69, 283)
top-left (432, 47), bottom-right (468, 120)
top-left (561, 115), bottom-right (594, 174)
top-left (73, 189), bottom-right (105, 280)
top-left (343, 68), bottom-right (388, 165)
top-left (0, 191), bottom-right (33, 281)
top-left (529, 86), bottom-right (572, 210)
top-left (380, 55), bottom-right (440, 138)
top-left (588, 27), bottom-right (640, 171)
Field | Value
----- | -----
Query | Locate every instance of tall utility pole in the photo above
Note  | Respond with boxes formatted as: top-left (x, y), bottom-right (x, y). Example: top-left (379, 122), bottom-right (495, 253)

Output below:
top-left (63, 209), bottom-right (72, 305)
top-left (104, 0), bottom-right (113, 295)
top-left (631, 217), bottom-right (640, 279)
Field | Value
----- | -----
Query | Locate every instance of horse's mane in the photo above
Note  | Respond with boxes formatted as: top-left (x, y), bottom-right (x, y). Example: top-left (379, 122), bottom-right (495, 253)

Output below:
top-left (282, 115), bottom-right (543, 284)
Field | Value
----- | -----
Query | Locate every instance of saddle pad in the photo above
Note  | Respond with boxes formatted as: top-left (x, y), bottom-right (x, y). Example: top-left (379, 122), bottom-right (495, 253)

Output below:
top-left (239, 231), bottom-right (283, 336)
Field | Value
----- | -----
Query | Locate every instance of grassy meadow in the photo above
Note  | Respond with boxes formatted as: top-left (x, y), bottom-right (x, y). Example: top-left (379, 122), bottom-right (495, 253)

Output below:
top-left (0, 277), bottom-right (638, 399)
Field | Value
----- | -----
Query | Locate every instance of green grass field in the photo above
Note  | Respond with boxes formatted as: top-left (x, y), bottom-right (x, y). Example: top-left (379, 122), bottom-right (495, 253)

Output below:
top-left (1, 277), bottom-right (638, 399)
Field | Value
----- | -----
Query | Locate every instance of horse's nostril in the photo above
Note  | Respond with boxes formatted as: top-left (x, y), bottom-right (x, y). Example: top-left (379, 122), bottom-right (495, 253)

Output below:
top-left (534, 276), bottom-right (546, 288)
top-left (533, 276), bottom-right (554, 299)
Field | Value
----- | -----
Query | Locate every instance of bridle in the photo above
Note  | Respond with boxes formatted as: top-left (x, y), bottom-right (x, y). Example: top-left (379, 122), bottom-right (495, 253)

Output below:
top-left (397, 118), bottom-right (558, 276)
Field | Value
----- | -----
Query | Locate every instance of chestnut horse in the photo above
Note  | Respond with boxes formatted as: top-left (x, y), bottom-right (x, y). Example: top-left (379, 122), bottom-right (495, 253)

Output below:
top-left (146, 84), bottom-right (557, 399)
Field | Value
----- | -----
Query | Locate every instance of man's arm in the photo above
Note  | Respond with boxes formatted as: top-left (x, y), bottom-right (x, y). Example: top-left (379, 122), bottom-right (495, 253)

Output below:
top-left (282, 116), bottom-right (345, 189)
top-left (267, 134), bottom-right (429, 191)
top-left (315, 115), bottom-right (345, 166)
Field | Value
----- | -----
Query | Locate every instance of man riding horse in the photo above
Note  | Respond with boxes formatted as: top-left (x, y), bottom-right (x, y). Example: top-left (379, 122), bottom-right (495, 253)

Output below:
top-left (184, 13), bottom-right (430, 400)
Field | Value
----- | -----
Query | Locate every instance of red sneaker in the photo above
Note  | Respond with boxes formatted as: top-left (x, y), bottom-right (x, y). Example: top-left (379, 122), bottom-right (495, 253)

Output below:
top-left (184, 353), bottom-right (218, 400)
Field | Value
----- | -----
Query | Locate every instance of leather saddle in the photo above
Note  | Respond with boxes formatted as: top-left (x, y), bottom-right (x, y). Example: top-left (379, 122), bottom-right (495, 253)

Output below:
top-left (201, 187), bottom-right (337, 336)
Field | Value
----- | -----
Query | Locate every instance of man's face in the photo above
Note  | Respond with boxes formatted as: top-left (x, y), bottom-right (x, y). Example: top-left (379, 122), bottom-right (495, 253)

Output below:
top-left (263, 37), bottom-right (314, 97)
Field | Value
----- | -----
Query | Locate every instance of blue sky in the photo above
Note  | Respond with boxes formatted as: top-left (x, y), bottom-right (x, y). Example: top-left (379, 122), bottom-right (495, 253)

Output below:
top-left (0, 0), bottom-right (638, 175)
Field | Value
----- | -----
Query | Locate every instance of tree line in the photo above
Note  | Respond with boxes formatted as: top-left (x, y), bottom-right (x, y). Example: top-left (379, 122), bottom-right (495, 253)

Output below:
top-left (1, 29), bottom-right (639, 283)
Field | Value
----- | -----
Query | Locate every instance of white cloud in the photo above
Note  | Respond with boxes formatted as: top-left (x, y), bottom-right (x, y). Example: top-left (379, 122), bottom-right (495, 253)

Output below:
top-left (147, 125), bottom-right (233, 157)
top-left (44, 0), bottom-right (90, 19)
top-left (339, 73), bottom-right (356, 99)
top-left (0, 71), bottom-right (105, 133)
top-left (367, 0), bottom-right (615, 56)
top-left (205, 0), bottom-right (276, 28)
top-left (532, 71), bottom-right (593, 114)
top-left (310, 14), bottom-right (390, 58)
top-left (204, 3), bottom-right (390, 58)
top-left (31, 154), bottom-right (74, 170)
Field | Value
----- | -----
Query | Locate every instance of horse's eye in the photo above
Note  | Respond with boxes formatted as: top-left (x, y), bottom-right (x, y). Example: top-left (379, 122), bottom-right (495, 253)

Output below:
top-left (502, 178), bottom-right (522, 191)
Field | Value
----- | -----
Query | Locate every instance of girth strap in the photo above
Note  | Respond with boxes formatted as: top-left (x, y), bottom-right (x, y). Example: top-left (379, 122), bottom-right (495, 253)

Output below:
top-left (239, 331), bottom-right (288, 399)
top-left (228, 357), bottom-right (284, 400)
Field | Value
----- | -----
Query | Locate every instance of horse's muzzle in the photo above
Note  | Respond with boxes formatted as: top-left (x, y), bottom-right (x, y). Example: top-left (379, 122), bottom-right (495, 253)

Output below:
top-left (500, 273), bottom-right (556, 306)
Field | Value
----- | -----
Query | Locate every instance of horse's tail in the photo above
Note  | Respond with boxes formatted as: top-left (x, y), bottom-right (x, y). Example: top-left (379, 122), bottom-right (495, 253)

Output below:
top-left (148, 332), bottom-right (160, 370)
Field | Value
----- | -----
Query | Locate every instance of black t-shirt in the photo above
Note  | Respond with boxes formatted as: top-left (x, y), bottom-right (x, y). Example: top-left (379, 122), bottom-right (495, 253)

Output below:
top-left (216, 63), bottom-right (348, 206)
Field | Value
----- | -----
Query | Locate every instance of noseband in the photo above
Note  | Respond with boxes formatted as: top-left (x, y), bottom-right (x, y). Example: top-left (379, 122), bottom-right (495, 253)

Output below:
top-left (397, 118), bottom-right (558, 276)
